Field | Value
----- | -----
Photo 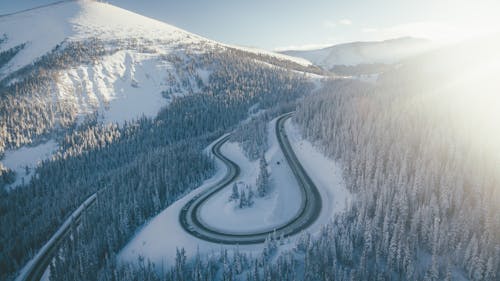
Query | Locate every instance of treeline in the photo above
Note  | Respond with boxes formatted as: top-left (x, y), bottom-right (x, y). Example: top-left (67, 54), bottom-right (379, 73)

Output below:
top-left (231, 113), bottom-right (270, 161)
top-left (329, 63), bottom-right (392, 76)
top-left (231, 104), bottom-right (296, 160)
top-left (0, 43), bottom-right (25, 69)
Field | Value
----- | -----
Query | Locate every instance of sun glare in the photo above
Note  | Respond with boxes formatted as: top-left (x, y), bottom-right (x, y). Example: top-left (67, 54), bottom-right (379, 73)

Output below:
top-left (433, 34), bottom-right (500, 165)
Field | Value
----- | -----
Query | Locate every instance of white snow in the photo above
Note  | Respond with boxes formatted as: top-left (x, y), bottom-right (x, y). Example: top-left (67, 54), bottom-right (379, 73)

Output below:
top-left (0, 0), bottom-right (205, 78)
top-left (1, 140), bottom-right (58, 189)
top-left (118, 116), bottom-right (350, 270)
top-left (0, 0), bottom-right (311, 80)
top-left (284, 119), bottom-right (351, 224)
top-left (197, 68), bottom-right (211, 85)
top-left (57, 51), bottom-right (172, 125)
top-left (199, 118), bottom-right (302, 233)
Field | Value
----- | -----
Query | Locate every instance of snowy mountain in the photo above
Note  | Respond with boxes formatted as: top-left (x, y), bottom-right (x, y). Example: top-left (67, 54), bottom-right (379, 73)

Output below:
top-left (280, 37), bottom-right (432, 70)
top-left (1, 1), bottom-right (320, 279)
top-left (0, 0), bottom-right (310, 79)
top-left (0, 0), bottom-right (319, 155)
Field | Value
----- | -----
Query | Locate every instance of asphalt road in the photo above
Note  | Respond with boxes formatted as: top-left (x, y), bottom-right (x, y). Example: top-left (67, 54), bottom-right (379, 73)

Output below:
top-left (179, 112), bottom-right (322, 244)
top-left (17, 193), bottom-right (97, 281)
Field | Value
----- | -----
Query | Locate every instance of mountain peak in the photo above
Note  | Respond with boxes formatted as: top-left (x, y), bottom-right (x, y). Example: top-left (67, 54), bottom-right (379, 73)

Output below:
top-left (0, 0), bottom-right (206, 76)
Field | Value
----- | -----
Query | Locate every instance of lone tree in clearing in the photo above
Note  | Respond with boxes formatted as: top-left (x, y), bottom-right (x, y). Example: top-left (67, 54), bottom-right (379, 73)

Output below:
top-left (257, 155), bottom-right (270, 197)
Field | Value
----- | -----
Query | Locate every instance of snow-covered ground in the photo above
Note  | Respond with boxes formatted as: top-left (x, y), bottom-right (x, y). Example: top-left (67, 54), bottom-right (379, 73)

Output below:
top-left (0, 0), bottom-right (206, 79)
top-left (284, 119), bottom-right (351, 224)
top-left (57, 50), bottom-right (174, 125)
top-left (1, 140), bottom-right (58, 190)
top-left (199, 118), bottom-right (302, 233)
top-left (118, 116), bottom-right (351, 269)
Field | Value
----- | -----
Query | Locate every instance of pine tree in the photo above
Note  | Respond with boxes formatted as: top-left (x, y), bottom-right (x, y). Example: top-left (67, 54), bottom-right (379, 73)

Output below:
top-left (256, 155), bottom-right (270, 197)
top-left (247, 186), bottom-right (255, 206)
top-left (239, 189), bottom-right (247, 209)
top-left (175, 248), bottom-right (187, 281)
top-left (230, 183), bottom-right (239, 201)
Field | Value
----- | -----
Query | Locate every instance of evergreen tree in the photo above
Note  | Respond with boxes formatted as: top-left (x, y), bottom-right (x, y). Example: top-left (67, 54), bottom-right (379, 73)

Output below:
top-left (256, 155), bottom-right (270, 197)
top-left (229, 183), bottom-right (239, 201)
top-left (247, 186), bottom-right (255, 206)
top-left (239, 189), bottom-right (247, 209)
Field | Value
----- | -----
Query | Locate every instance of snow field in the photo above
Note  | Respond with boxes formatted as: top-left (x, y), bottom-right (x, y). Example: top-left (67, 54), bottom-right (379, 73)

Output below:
top-left (1, 140), bottom-right (58, 189)
top-left (199, 118), bottom-right (302, 233)
top-left (57, 51), bottom-right (173, 125)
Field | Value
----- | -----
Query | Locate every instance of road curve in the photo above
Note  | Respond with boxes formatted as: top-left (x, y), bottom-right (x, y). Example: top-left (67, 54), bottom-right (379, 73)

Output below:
top-left (179, 112), bottom-right (322, 244)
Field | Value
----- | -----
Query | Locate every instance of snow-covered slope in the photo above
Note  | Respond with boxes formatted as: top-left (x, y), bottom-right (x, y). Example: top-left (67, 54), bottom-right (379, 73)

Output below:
top-left (0, 0), bottom-right (311, 126)
top-left (0, 0), bottom-right (211, 126)
top-left (0, 0), bottom-right (308, 77)
top-left (281, 37), bottom-right (432, 69)
top-left (0, 0), bottom-right (208, 78)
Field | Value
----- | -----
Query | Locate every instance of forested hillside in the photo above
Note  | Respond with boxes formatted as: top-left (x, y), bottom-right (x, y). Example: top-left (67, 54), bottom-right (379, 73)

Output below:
top-left (0, 44), bottom-right (314, 280)
top-left (292, 77), bottom-right (499, 280)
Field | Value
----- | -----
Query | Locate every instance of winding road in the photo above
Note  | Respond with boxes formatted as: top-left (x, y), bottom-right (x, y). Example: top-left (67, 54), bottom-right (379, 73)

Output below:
top-left (19, 112), bottom-right (322, 281)
top-left (179, 113), bottom-right (322, 244)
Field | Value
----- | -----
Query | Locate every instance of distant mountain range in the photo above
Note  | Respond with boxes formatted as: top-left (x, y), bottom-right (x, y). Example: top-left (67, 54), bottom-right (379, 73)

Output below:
top-left (280, 37), bottom-right (433, 70)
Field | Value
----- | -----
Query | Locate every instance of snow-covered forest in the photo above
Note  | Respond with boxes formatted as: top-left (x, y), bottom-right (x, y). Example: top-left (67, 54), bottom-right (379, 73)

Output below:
top-left (1, 1), bottom-right (499, 281)
top-left (76, 63), bottom-right (499, 281)
top-left (0, 40), bottom-right (314, 280)
top-left (293, 77), bottom-right (499, 280)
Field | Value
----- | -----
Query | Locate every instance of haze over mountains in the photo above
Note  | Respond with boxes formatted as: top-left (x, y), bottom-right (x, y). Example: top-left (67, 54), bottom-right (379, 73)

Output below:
top-left (280, 37), bottom-right (432, 70)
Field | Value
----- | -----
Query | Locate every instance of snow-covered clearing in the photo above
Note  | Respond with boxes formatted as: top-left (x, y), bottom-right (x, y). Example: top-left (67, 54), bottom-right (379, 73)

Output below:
top-left (118, 116), bottom-right (350, 269)
top-left (199, 118), bottom-right (302, 233)
top-left (1, 140), bottom-right (58, 190)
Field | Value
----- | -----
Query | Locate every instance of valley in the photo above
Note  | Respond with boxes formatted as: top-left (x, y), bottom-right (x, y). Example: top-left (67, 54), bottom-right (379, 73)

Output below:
top-left (0, 1), bottom-right (498, 281)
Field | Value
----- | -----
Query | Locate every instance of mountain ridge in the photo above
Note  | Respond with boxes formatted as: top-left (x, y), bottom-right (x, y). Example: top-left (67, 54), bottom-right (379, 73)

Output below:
top-left (280, 37), bottom-right (432, 69)
top-left (0, 0), bottom-right (310, 79)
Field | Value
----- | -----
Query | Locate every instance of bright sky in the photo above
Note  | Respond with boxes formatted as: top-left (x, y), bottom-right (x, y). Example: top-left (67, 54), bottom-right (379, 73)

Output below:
top-left (1, 0), bottom-right (499, 50)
